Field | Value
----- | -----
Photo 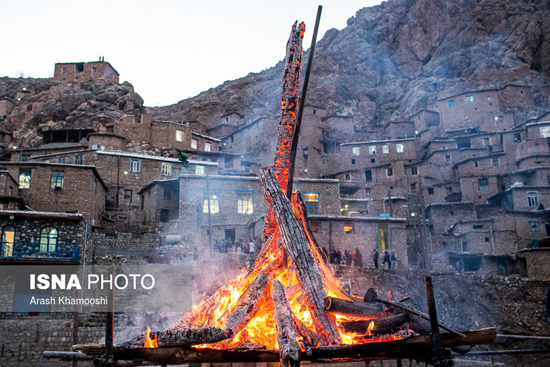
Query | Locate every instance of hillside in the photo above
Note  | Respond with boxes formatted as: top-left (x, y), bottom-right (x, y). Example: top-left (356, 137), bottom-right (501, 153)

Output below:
top-left (149, 0), bottom-right (550, 134)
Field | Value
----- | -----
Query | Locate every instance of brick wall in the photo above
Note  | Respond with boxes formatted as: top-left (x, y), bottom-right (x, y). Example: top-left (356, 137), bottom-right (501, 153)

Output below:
top-left (54, 62), bottom-right (119, 84)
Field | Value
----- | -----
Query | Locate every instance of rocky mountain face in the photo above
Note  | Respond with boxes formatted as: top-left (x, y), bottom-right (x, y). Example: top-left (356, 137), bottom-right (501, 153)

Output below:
top-left (0, 77), bottom-right (144, 148)
top-left (149, 0), bottom-right (550, 136)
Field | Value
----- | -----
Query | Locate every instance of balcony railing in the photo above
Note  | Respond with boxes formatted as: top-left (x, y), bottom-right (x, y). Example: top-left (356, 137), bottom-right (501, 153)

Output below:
top-left (0, 242), bottom-right (80, 261)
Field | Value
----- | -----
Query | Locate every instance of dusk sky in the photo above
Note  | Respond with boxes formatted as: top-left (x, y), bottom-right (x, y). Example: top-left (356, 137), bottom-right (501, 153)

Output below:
top-left (1, 0), bottom-right (382, 107)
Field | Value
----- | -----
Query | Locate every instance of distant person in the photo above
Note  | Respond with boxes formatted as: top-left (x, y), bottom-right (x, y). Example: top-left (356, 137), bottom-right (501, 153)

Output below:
top-left (383, 251), bottom-right (391, 270)
top-left (249, 240), bottom-right (255, 254)
top-left (193, 246), bottom-right (199, 261)
top-left (354, 248), bottom-right (363, 267)
top-left (390, 251), bottom-right (397, 269)
top-left (373, 248), bottom-right (379, 269)
top-left (456, 260), bottom-right (462, 274)
top-left (336, 249), bottom-right (342, 264)
top-left (345, 249), bottom-right (352, 266)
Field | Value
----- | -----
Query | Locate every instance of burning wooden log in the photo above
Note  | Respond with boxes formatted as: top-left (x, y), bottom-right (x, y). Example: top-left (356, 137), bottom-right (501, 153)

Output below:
top-left (324, 296), bottom-right (385, 318)
top-left (120, 328), bottom-right (234, 349)
top-left (339, 313), bottom-right (409, 335)
top-left (260, 167), bottom-right (341, 345)
top-left (223, 257), bottom-right (283, 334)
top-left (293, 314), bottom-right (318, 347)
top-left (272, 279), bottom-right (301, 367)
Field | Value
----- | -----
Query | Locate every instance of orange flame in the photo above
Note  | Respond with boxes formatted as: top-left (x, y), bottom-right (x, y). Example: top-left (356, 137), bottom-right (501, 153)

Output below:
top-left (144, 327), bottom-right (158, 348)
top-left (367, 321), bottom-right (375, 337)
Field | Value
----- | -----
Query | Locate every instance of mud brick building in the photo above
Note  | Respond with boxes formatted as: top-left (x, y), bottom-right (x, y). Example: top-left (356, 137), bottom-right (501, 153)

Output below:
top-left (53, 60), bottom-right (120, 84)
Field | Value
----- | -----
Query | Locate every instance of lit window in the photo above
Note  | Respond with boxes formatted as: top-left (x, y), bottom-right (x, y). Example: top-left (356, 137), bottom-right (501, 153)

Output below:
top-left (75, 155), bottom-right (83, 165)
top-left (50, 171), bottom-right (64, 189)
top-left (1, 226), bottom-right (15, 257)
top-left (205, 142), bottom-right (212, 152)
top-left (195, 165), bottom-right (205, 175)
top-left (352, 147), bottom-right (360, 156)
top-left (483, 138), bottom-right (490, 146)
top-left (130, 159), bottom-right (141, 173)
top-left (369, 146), bottom-right (376, 155)
top-left (478, 178), bottom-right (489, 191)
top-left (203, 193), bottom-right (219, 213)
top-left (448, 100), bottom-right (455, 108)
top-left (396, 144), bottom-right (404, 153)
top-left (445, 155), bottom-right (451, 162)
top-left (237, 191), bottom-right (254, 214)
top-left (176, 130), bottom-right (183, 142)
top-left (492, 158), bottom-right (499, 167)
top-left (411, 166), bottom-right (418, 175)
top-left (527, 192), bottom-right (538, 207)
top-left (387, 167), bottom-right (393, 177)
top-left (466, 96), bottom-right (473, 103)
top-left (191, 139), bottom-right (198, 149)
top-left (303, 193), bottom-right (319, 215)
top-left (161, 162), bottom-right (172, 176)
top-left (540, 126), bottom-right (550, 138)
top-left (19, 169), bottom-right (31, 189)
top-left (40, 227), bottom-right (57, 253)
top-left (382, 145), bottom-right (389, 154)
top-left (344, 222), bottom-right (353, 234)
top-left (528, 218), bottom-right (539, 233)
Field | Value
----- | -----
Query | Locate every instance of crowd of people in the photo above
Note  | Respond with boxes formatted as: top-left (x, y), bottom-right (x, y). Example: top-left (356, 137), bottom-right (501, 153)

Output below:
top-left (372, 249), bottom-right (398, 269)
top-left (213, 238), bottom-right (257, 254)
top-left (320, 247), bottom-right (398, 270)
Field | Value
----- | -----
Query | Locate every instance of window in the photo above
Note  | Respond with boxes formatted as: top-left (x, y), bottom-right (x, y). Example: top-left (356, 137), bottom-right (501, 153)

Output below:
top-left (365, 170), bottom-right (372, 181)
top-left (492, 158), bottom-right (499, 167)
top-left (478, 178), bottom-right (489, 191)
top-left (19, 169), bottom-right (31, 189)
top-left (387, 167), bottom-right (393, 177)
top-left (40, 227), bottom-right (57, 253)
top-left (351, 159), bottom-right (356, 165)
top-left (94, 180), bottom-right (97, 192)
top-left (62, 67), bottom-right (67, 74)
top-left (445, 155), bottom-right (451, 162)
top-left (474, 161), bottom-right (479, 168)
top-left (428, 187), bottom-right (434, 195)
top-left (176, 130), bottom-right (183, 142)
top-left (58, 157), bottom-right (65, 164)
top-left (303, 193), bottom-right (319, 215)
top-left (466, 96), bottom-right (473, 103)
top-left (50, 171), bottom-right (64, 189)
top-left (410, 183), bottom-right (417, 191)
top-left (75, 155), bottom-right (83, 165)
top-left (130, 159), bottom-right (141, 173)
top-left (203, 193), bottom-right (219, 213)
top-left (345, 173), bottom-right (351, 180)
top-left (21, 154), bottom-right (30, 162)
top-left (225, 156), bottom-right (233, 169)
top-left (344, 222), bottom-right (354, 234)
top-left (411, 166), bottom-right (418, 175)
top-left (1, 226), bottom-right (15, 257)
top-left (195, 165), bottom-right (205, 175)
top-left (27, 104), bottom-right (33, 112)
top-left (369, 146), bottom-right (376, 155)
top-left (191, 139), bottom-right (198, 149)
top-left (396, 144), bottom-right (404, 153)
top-left (513, 133), bottom-right (521, 143)
top-left (528, 218), bottom-right (539, 233)
top-left (382, 145), bottom-right (389, 154)
top-left (371, 158), bottom-right (375, 163)
top-left (483, 138), bottom-right (490, 146)
top-left (160, 210), bottom-right (169, 223)
top-left (448, 100), bottom-right (455, 108)
top-left (527, 192), bottom-right (538, 207)
top-left (446, 187), bottom-right (453, 195)
top-left (161, 162), bottom-right (172, 176)
top-left (540, 126), bottom-right (550, 138)
top-left (124, 189), bottom-right (132, 203)
top-left (352, 147), bottom-right (360, 156)
top-left (205, 142), bottom-right (212, 152)
top-left (310, 221), bottom-right (320, 233)
top-left (237, 191), bottom-right (254, 214)
top-left (92, 67), bottom-right (97, 73)
top-left (365, 188), bottom-right (371, 197)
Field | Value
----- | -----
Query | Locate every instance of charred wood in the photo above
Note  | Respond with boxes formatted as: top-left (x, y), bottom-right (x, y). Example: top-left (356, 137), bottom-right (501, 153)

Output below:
top-left (292, 314), bottom-right (318, 347)
top-left (272, 279), bottom-right (301, 367)
top-left (324, 297), bottom-right (385, 318)
top-left (260, 168), bottom-right (341, 344)
top-left (339, 313), bottom-right (409, 335)
top-left (119, 328), bottom-right (234, 349)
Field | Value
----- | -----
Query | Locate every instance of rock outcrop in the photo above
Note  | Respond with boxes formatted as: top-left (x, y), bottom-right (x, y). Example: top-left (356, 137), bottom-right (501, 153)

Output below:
top-left (149, 0), bottom-right (550, 136)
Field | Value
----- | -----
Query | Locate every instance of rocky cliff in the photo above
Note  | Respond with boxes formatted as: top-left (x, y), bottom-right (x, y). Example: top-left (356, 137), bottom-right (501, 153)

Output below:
top-left (149, 0), bottom-right (550, 135)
